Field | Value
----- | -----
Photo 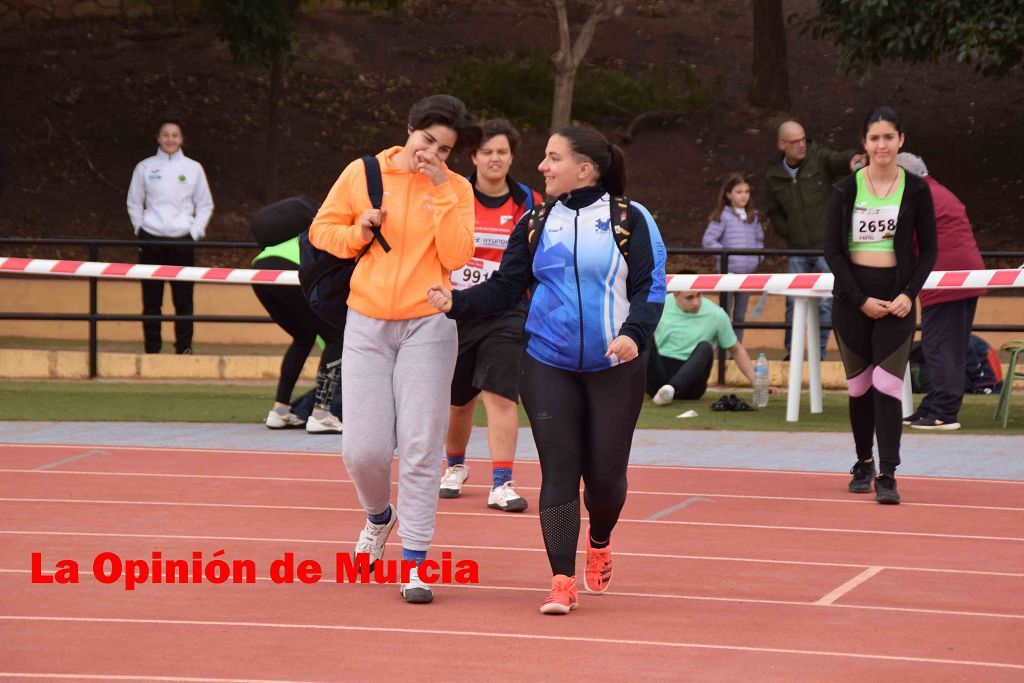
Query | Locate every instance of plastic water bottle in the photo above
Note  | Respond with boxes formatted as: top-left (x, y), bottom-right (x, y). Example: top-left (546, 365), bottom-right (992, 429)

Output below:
top-left (753, 353), bottom-right (770, 408)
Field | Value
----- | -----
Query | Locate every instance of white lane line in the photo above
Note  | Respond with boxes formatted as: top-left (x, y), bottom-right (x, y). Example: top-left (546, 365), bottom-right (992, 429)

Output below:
top-left (815, 567), bottom-right (886, 605)
top-left (2, 469), bottom-right (1021, 512)
top-left (647, 497), bottom-right (714, 520)
top-left (2, 497), bottom-right (1021, 542)
top-left (33, 450), bottom-right (109, 471)
top-left (2, 531), bottom-right (1022, 578)
top-left (2, 616), bottom-right (1021, 669)
top-left (0, 675), bottom-right (313, 683)
top-left (4, 567), bottom-right (1020, 621)
top-left (3, 443), bottom-right (1023, 482)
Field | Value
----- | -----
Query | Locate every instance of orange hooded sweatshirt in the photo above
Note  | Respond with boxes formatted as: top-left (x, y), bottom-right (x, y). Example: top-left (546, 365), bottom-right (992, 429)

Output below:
top-left (308, 147), bottom-right (476, 320)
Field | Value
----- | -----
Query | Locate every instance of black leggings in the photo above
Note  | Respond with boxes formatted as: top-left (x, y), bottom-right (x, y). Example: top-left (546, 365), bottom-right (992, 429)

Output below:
top-left (519, 353), bottom-right (646, 577)
top-left (645, 340), bottom-right (714, 400)
top-left (252, 257), bottom-right (342, 405)
top-left (832, 265), bottom-right (915, 475)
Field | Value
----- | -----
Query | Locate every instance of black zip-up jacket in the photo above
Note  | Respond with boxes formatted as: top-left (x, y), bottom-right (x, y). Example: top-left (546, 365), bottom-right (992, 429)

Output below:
top-left (448, 185), bottom-right (667, 371)
top-left (823, 170), bottom-right (938, 307)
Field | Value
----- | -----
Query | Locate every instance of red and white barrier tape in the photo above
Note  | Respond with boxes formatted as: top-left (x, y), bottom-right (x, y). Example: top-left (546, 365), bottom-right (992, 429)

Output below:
top-left (1, 256), bottom-right (1022, 291)
top-left (0, 257), bottom-right (299, 286)
top-left (664, 269), bottom-right (1024, 292)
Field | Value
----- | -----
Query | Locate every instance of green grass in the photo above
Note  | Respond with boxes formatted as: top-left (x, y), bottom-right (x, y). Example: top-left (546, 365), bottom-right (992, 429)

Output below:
top-left (0, 337), bottom-right (294, 357)
top-left (0, 381), bottom-right (1019, 434)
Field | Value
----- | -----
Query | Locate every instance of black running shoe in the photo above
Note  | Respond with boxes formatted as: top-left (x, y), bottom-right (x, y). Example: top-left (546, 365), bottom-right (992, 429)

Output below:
top-left (848, 459), bottom-right (876, 494)
top-left (711, 395), bottom-right (731, 412)
top-left (729, 394), bottom-right (753, 411)
top-left (874, 474), bottom-right (901, 505)
top-left (901, 410), bottom-right (921, 426)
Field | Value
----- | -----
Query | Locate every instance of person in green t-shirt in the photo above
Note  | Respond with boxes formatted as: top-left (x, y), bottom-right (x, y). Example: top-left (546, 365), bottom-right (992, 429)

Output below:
top-left (646, 291), bottom-right (771, 404)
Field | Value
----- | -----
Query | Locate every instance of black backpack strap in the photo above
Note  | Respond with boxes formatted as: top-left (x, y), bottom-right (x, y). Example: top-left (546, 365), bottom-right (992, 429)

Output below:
top-left (360, 156), bottom-right (391, 254)
top-left (610, 195), bottom-right (631, 260)
top-left (526, 202), bottom-right (550, 256)
top-left (527, 196), bottom-right (631, 260)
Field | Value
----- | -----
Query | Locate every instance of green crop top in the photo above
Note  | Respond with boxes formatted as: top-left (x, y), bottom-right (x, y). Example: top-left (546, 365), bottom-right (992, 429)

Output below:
top-left (849, 168), bottom-right (905, 253)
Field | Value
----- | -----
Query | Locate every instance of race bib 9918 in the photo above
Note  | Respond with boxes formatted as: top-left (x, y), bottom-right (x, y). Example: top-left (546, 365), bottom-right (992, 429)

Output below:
top-left (450, 258), bottom-right (500, 291)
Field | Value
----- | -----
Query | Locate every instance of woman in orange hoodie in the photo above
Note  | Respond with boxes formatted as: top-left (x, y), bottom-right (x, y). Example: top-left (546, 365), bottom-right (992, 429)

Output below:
top-left (309, 95), bottom-right (479, 604)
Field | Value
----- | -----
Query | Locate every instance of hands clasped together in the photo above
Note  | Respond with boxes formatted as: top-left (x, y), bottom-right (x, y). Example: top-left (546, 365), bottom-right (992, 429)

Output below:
top-left (859, 293), bottom-right (912, 320)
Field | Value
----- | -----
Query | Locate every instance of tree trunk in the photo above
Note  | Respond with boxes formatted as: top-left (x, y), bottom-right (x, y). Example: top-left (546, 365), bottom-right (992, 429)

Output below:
top-left (551, 54), bottom-right (576, 131)
top-left (749, 0), bottom-right (789, 110)
top-left (263, 51), bottom-right (283, 201)
top-left (548, 0), bottom-right (618, 132)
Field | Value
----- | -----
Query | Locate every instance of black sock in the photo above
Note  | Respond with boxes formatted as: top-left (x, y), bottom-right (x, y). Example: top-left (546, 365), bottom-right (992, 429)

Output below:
top-left (590, 536), bottom-right (609, 549)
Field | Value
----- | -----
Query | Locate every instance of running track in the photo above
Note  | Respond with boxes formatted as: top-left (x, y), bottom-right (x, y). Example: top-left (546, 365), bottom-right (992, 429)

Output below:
top-left (1, 442), bottom-right (1022, 681)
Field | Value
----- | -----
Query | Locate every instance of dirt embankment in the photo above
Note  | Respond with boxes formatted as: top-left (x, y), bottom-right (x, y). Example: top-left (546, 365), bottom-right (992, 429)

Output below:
top-left (1, 0), bottom-right (1022, 269)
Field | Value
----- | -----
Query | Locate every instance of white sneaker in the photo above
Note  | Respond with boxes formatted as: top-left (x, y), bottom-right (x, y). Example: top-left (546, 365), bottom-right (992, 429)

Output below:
top-left (653, 384), bottom-right (676, 405)
top-left (439, 464), bottom-right (469, 499)
top-left (400, 564), bottom-right (433, 604)
top-left (265, 410), bottom-right (305, 429)
top-left (353, 504), bottom-right (397, 569)
top-left (306, 413), bottom-right (343, 434)
top-left (488, 481), bottom-right (528, 512)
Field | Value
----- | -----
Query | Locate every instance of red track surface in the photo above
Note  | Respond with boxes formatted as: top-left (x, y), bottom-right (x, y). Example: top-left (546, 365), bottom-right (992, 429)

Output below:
top-left (1, 442), bottom-right (1022, 681)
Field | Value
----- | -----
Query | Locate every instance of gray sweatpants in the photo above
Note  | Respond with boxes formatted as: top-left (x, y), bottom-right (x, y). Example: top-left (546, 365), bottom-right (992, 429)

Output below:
top-left (342, 309), bottom-right (457, 552)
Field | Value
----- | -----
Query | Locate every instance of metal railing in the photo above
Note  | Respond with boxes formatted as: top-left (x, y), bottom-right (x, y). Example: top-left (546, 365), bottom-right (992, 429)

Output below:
top-left (2, 238), bottom-right (1023, 381)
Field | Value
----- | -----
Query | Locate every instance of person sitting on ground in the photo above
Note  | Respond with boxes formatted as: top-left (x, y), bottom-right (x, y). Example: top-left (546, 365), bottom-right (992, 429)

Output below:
top-left (647, 286), bottom-right (775, 405)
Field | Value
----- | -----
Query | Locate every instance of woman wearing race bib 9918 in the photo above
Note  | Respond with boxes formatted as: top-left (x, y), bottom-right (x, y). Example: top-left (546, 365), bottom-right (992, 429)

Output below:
top-left (824, 106), bottom-right (936, 505)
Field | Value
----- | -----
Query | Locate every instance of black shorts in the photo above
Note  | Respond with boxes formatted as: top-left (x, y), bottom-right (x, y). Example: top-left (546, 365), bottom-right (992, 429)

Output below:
top-left (450, 307), bottom-right (525, 406)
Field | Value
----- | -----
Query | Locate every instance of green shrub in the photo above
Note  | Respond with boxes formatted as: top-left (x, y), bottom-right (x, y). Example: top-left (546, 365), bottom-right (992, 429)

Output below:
top-left (438, 54), bottom-right (705, 128)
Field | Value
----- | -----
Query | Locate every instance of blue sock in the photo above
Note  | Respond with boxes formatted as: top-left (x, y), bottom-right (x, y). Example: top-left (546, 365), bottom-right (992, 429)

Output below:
top-left (446, 450), bottom-right (465, 468)
top-left (492, 462), bottom-right (513, 488)
top-left (402, 548), bottom-right (427, 566)
top-left (368, 506), bottom-right (392, 526)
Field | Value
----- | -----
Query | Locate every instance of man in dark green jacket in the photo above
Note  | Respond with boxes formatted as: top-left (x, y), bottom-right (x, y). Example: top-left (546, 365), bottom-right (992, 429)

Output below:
top-left (765, 120), bottom-right (864, 358)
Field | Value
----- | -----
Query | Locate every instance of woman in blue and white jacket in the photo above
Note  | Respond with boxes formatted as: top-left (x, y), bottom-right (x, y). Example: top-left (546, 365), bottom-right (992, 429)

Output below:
top-left (701, 172), bottom-right (764, 341)
top-left (428, 126), bottom-right (666, 614)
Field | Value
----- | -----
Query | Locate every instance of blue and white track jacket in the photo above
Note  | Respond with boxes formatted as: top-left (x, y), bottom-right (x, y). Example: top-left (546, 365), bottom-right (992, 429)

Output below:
top-left (450, 185), bottom-right (667, 372)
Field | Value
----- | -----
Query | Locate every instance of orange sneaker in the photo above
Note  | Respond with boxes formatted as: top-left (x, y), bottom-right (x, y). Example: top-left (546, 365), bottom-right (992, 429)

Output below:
top-left (539, 574), bottom-right (579, 615)
top-left (583, 530), bottom-right (612, 594)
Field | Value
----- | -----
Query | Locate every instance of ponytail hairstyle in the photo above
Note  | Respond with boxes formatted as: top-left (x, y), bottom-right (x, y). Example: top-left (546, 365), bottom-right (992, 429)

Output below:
top-left (862, 105), bottom-right (904, 138)
top-left (554, 125), bottom-right (626, 196)
top-left (708, 172), bottom-right (757, 224)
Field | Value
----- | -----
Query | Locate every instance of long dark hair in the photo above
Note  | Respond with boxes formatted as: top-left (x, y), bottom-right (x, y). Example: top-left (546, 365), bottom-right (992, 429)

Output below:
top-left (708, 172), bottom-right (757, 223)
top-left (554, 125), bottom-right (626, 196)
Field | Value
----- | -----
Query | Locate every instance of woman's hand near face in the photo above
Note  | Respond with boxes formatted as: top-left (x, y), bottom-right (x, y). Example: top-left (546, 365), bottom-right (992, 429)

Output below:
top-left (415, 150), bottom-right (447, 186)
top-left (606, 335), bottom-right (639, 363)
top-left (859, 297), bottom-right (890, 319)
top-left (883, 293), bottom-right (913, 318)
top-left (427, 284), bottom-right (453, 313)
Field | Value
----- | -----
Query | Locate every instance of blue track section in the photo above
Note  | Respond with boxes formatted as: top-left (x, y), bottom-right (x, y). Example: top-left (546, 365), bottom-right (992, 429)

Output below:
top-left (1, 422), bottom-right (1022, 480)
